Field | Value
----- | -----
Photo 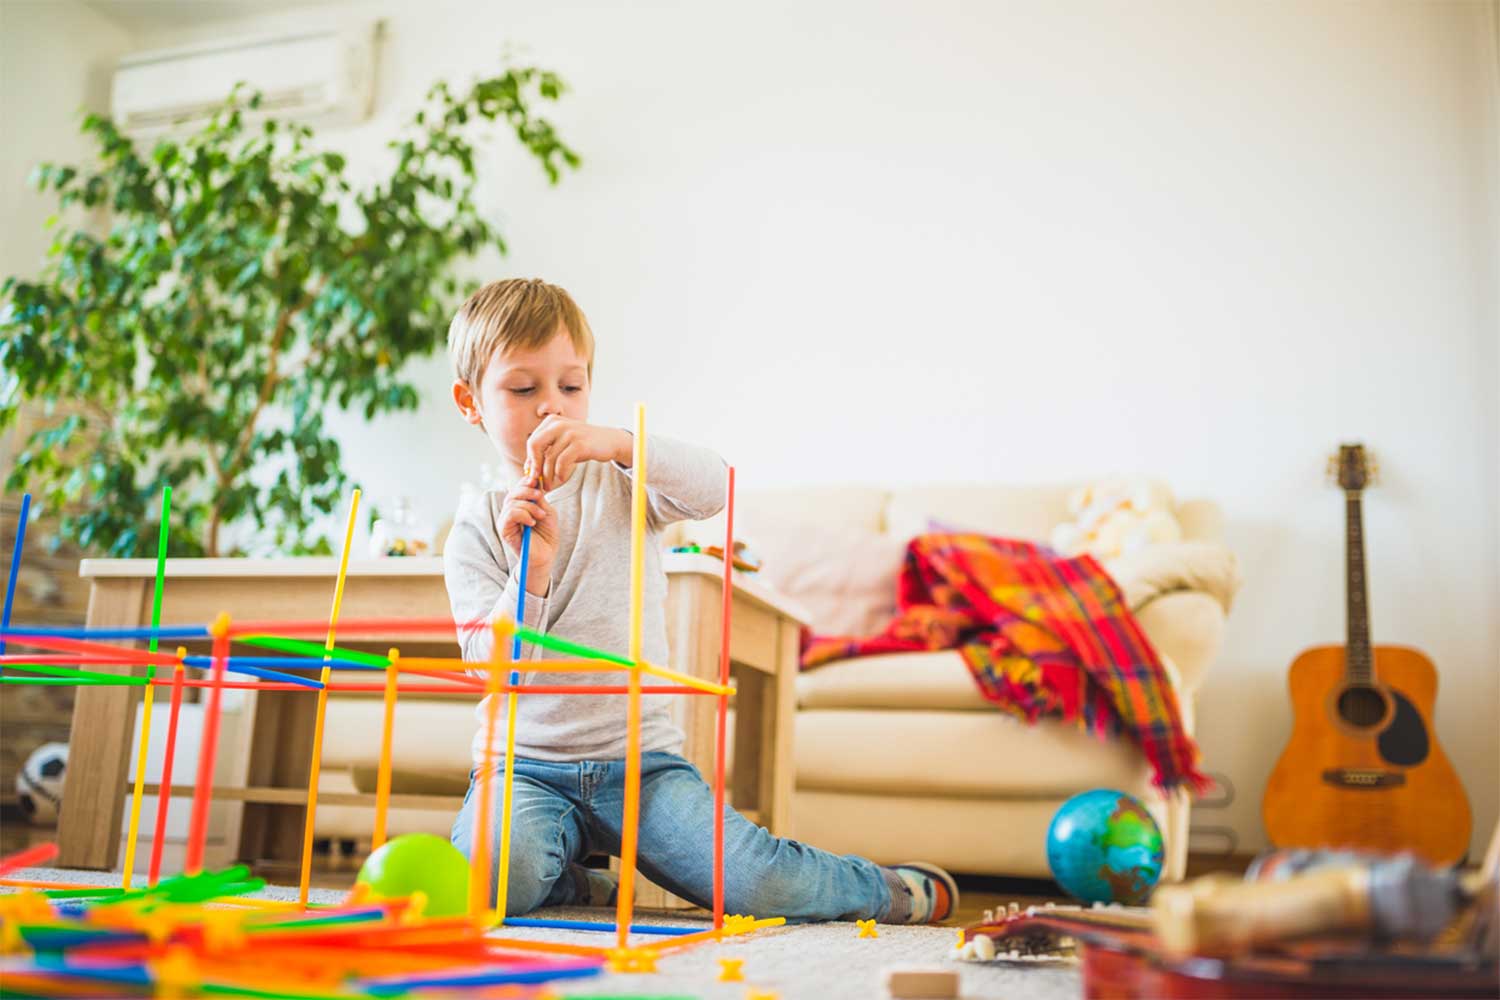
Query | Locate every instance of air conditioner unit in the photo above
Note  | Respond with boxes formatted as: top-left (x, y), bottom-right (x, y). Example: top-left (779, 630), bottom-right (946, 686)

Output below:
top-left (111, 24), bottom-right (378, 138)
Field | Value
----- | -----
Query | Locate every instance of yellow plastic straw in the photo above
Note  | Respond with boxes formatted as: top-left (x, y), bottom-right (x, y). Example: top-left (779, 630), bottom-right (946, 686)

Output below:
top-left (122, 485), bottom-right (172, 889)
top-left (637, 660), bottom-right (734, 696)
top-left (371, 648), bottom-right (399, 851)
top-left (296, 489), bottom-right (360, 908)
top-left (615, 404), bottom-right (647, 951)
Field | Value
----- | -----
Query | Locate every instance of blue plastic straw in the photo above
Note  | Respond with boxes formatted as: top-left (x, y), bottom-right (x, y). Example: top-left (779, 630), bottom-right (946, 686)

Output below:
top-left (500, 916), bottom-right (702, 935)
top-left (0, 624), bottom-right (210, 640)
top-left (181, 655), bottom-right (381, 671)
top-left (359, 960), bottom-right (602, 994)
top-left (180, 657), bottom-right (325, 689)
top-left (511, 524), bottom-right (531, 683)
top-left (2, 493), bottom-right (31, 659)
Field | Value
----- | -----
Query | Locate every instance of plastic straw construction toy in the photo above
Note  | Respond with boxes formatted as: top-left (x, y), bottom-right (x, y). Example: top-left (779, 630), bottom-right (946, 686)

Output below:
top-left (0, 405), bottom-right (775, 997)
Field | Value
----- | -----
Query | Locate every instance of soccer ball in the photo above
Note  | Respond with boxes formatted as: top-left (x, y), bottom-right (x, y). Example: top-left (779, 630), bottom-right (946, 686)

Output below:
top-left (16, 742), bottom-right (68, 825)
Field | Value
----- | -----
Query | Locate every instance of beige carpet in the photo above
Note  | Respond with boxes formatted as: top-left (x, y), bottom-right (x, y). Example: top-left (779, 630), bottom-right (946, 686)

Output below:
top-left (5, 867), bottom-right (1083, 999)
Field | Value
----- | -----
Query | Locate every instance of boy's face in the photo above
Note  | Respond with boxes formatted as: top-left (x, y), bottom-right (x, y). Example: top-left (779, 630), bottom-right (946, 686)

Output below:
top-left (452, 327), bottom-right (591, 477)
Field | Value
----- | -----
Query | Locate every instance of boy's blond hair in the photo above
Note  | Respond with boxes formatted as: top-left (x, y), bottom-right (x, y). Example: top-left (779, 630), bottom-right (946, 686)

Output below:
top-left (447, 278), bottom-right (595, 388)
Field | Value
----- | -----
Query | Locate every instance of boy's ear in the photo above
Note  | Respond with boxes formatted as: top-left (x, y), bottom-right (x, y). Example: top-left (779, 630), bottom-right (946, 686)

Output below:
top-left (452, 379), bottom-right (484, 427)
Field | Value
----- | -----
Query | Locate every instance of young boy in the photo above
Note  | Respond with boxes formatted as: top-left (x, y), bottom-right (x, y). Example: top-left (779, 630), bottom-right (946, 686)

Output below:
top-left (443, 278), bottom-right (956, 923)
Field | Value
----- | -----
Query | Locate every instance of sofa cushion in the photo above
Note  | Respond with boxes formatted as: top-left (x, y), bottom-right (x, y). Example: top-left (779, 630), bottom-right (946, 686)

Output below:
top-left (676, 487), bottom-right (905, 636)
top-left (885, 483), bottom-right (1077, 545)
top-left (795, 708), bottom-right (1152, 799)
top-left (798, 651), bottom-right (988, 711)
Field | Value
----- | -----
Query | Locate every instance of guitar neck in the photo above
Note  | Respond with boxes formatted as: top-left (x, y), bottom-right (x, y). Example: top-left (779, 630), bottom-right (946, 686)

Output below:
top-left (1345, 491), bottom-right (1373, 685)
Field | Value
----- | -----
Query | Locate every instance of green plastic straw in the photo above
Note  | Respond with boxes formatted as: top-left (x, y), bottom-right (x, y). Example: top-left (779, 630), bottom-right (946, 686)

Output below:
top-left (199, 983), bottom-right (353, 1000)
top-left (40, 887), bottom-right (128, 899)
top-left (244, 909), bottom-right (385, 933)
top-left (2, 662), bottom-right (147, 684)
top-left (147, 485), bottom-right (171, 663)
top-left (238, 634), bottom-right (390, 667)
top-left (513, 624), bottom-right (634, 667)
top-left (0, 674), bottom-right (147, 686)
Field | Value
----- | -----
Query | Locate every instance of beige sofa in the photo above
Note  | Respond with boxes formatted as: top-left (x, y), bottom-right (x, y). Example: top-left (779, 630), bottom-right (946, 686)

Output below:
top-left (311, 480), bottom-right (1238, 883)
top-left (671, 482), bottom-right (1241, 881)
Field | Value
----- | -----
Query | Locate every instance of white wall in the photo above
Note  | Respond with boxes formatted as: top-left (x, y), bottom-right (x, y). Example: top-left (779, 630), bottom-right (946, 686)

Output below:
top-left (0, 0), bottom-right (131, 282)
top-left (13, 0), bottom-right (1499, 861)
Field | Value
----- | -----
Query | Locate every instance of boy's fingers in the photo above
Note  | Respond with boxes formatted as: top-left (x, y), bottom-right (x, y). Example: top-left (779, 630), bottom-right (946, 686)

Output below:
top-left (526, 418), bottom-right (565, 478)
top-left (552, 443), bottom-right (581, 488)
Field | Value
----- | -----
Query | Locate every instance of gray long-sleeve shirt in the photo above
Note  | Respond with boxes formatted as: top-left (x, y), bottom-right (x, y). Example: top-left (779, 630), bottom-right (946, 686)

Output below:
top-left (443, 434), bottom-right (727, 766)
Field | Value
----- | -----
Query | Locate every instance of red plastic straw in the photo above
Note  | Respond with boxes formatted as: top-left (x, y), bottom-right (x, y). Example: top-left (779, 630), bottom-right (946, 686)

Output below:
top-left (227, 616), bottom-right (493, 637)
top-left (0, 632), bottom-right (181, 665)
top-left (0, 841), bottom-right (58, 876)
top-left (142, 679), bottom-right (711, 696)
top-left (713, 465), bottom-right (735, 929)
top-left (184, 626), bottom-right (229, 873)
top-left (147, 660), bottom-right (187, 885)
top-left (0, 654), bottom-right (159, 666)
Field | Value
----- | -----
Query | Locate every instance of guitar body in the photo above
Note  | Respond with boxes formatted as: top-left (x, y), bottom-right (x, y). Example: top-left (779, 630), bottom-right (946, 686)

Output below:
top-left (1263, 643), bottom-right (1472, 866)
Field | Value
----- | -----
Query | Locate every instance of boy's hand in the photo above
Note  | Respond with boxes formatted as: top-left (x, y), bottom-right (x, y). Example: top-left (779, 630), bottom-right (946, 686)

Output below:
top-left (500, 477), bottom-right (556, 597)
top-left (525, 416), bottom-right (632, 491)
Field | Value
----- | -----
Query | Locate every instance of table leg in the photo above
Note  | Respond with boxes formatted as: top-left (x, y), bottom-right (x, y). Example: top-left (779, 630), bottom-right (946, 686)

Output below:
top-left (763, 618), bottom-right (799, 837)
top-left (57, 578), bottom-right (148, 870)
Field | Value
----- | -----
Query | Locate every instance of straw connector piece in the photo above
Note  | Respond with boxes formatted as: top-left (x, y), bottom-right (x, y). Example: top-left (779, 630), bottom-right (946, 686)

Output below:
top-left (721, 913), bottom-right (760, 936)
top-left (605, 945), bottom-right (658, 973)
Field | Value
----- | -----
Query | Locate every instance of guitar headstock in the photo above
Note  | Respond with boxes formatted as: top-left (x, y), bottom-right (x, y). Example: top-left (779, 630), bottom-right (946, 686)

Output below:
top-left (1327, 444), bottom-right (1378, 493)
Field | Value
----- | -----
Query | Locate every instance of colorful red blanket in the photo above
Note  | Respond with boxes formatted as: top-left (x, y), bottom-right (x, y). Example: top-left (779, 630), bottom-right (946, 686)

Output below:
top-left (800, 533), bottom-right (1210, 793)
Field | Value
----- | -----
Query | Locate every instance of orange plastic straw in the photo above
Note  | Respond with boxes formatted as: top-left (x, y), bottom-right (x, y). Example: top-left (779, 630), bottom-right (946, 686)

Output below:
top-left (615, 404), bottom-right (647, 951)
top-left (371, 648), bottom-right (399, 851)
top-left (713, 464), bottom-right (736, 928)
top-left (469, 622), bottom-right (509, 921)
top-left (148, 655), bottom-right (187, 884)
top-left (494, 634), bottom-right (522, 925)
top-left (184, 620), bottom-right (229, 873)
top-left (482, 936), bottom-right (609, 957)
top-left (297, 489), bottom-right (361, 907)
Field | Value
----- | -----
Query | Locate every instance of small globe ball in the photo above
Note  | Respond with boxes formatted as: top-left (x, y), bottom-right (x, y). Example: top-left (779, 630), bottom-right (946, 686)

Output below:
top-left (1046, 788), bottom-right (1164, 904)
top-left (356, 833), bottom-right (470, 917)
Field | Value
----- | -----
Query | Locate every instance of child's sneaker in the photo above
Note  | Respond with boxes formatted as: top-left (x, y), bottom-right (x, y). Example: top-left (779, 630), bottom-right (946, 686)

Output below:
top-left (889, 862), bottom-right (959, 923)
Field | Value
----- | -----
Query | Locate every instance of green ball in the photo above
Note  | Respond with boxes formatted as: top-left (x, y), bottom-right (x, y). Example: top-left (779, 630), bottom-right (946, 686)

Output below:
top-left (356, 833), bottom-right (470, 917)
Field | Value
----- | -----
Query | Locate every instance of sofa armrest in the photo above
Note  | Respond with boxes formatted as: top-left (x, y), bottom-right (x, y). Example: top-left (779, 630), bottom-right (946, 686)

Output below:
top-left (1133, 590), bottom-right (1226, 698)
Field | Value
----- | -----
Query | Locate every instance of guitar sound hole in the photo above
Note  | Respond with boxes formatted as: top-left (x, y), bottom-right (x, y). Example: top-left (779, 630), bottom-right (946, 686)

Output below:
top-left (1337, 685), bottom-right (1386, 728)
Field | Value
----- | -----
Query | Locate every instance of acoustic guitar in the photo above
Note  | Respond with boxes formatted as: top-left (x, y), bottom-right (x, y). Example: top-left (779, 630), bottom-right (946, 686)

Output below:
top-left (1261, 444), bottom-right (1471, 866)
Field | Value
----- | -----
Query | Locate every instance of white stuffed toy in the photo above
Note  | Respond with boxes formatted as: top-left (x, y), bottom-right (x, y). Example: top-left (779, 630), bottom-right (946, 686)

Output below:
top-left (1050, 478), bottom-right (1182, 561)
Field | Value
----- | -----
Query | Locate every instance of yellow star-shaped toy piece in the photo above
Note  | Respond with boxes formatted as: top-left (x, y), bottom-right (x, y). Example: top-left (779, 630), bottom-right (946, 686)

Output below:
top-left (745, 990), bottom-right (779, 1000)
top-left (857, 918), bottom-right (879, 938)
top-left (718, 957), bottom-right (745, 981)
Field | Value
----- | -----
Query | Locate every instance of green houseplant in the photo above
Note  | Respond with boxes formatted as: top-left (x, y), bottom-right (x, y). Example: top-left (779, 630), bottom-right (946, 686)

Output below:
top-left (1, 66), bottom-right (579, 557)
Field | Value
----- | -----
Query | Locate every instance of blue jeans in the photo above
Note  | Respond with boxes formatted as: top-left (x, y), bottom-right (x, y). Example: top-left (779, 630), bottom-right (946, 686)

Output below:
top-left (451, 752), bottom-right (901, 922)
